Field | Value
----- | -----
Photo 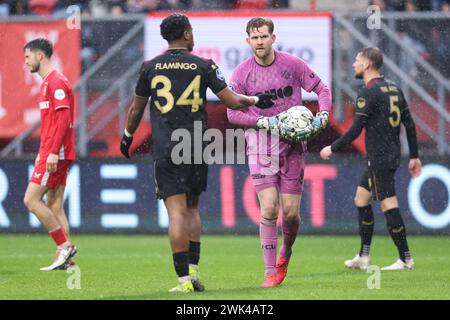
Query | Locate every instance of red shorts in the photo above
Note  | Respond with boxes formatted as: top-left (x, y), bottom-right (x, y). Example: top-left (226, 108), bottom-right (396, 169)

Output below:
top-left (30, 159), bottom-right (73, 189)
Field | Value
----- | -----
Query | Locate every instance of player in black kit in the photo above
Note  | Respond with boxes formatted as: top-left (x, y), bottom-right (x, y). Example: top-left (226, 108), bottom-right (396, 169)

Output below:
top-left (120, 13), bottom-right (274, 293)
top-left (320, 47), bottom-right (422, 271)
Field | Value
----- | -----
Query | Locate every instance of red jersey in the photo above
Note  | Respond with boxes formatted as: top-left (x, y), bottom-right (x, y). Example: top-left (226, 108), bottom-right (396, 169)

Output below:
top-left (38, 70), bottom-right (75, 160)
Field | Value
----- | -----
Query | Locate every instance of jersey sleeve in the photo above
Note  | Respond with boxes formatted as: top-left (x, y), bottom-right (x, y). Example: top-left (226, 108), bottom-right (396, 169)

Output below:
top-left (135, 62), bottom-right (151, 97)
top-left (295, 58), bottom-right (322, 93)
top-left (399, 91), bottom-right (419, 158)
top-left (226, 66), bottom-right (257, 127)
top-left (331, 89), bottom-right (371, 152)
top-left (354, 89), bottom-right (372, 118)
top-left (229, 66), bottom-right (246, 95)
top-left (205, 59), bottom-right (228, 94)
top-left (49, 79), bottom-right (71, 111)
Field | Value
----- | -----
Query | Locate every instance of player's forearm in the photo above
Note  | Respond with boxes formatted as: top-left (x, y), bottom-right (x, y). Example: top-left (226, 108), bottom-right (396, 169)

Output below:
top-left (226, 93), bottom-right (257, 110)
top-left (402, 110), bottom-right (419, 158)
top-left (217, 87), bottom-right (258, 110)
top-left (226, 108), bottom-right (258, 127)
top-left (331, 116), bottom-right (365, 152)
top-left (125, 102), bottom-right (145, 135)
top-left (313, 81), bottom-right (332, 112)
top-left (50, 108), bottom-right (71, 155)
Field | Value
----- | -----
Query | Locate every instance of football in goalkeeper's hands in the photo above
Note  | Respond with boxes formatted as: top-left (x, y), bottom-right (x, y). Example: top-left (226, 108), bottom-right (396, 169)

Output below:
top-left (282, 106), bottom-right (314, 130)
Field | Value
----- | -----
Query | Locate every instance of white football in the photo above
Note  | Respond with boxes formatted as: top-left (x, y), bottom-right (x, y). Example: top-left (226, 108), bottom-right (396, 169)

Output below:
top-left (283, 106), bottom-right (314, 130)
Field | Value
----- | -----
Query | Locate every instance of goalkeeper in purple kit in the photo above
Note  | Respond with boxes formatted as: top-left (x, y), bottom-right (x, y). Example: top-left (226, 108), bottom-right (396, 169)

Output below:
top-left (227, 17), bottom-right (332, 287)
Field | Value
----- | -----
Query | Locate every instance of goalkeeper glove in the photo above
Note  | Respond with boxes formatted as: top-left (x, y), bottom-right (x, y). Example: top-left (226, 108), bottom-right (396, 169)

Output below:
top-left (120, 129), bottom-right (133, 158)
top-left (310, 111), bottom-right (329, 138)
top-left (256, 114), bottom-right (281, 135)
top-left (292, 125), bottom-right (314, 142)
top-left (315, 111), bottom-right (329, 127)
top-left (253, 93), bottom-right (275, 109)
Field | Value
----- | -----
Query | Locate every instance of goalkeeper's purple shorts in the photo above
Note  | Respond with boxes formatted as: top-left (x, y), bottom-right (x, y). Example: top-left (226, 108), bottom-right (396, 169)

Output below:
top-left (248, 152), bottom-right (306, 195)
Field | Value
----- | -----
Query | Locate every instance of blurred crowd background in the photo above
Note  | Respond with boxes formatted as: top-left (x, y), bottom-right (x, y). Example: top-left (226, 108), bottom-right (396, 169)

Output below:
top-left (0, 0), bottom-right (449, 17)
top-left (0, 0), bottom-right (448, 159)
top-left (1, 0), bottom-right (449, 78)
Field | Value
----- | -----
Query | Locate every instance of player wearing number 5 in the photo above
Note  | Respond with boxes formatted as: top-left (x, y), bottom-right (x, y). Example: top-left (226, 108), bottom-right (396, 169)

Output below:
top-left (320, 47), bottom-right (422, 271)
top-left (120, 13), bottom-right (274, 293)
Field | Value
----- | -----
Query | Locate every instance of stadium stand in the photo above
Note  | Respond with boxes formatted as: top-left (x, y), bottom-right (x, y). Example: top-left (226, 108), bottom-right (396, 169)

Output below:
top-left (0, 0), bottom-right (449, 158)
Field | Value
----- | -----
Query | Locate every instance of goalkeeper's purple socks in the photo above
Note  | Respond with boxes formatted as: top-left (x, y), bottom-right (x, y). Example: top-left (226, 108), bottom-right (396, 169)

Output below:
top-left (260, 217), bottom-right (278, 275)
top-left (279, 216), bottom-right (300, 259)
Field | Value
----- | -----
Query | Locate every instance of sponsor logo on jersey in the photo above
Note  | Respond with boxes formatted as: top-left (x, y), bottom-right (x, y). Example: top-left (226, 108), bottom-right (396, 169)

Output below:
top-left (39, 101), bottom-right (50, 109)
top-left (256, 86), bottom-right (293, 100)
top-left (155, 62), bottom-right (198, 70)
top-left (251, 174), bottom-right (266, 180)
top-left (357, 97), bottom-right (366, 108)
top-left (54, 89), bottom-right (66, 100)
top-left (281, 70), bottom-right (291, 80)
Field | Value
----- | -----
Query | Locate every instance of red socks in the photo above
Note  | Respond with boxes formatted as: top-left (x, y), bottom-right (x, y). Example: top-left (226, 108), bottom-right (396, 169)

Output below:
top-left (49, 227), bottom-right (68, 246)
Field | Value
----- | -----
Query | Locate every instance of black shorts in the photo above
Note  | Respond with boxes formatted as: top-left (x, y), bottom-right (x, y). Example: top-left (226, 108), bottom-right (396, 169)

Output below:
top-left (359, 168), bottom-right (396, 201)
top-left (153, 158), bottom-right (208, 200)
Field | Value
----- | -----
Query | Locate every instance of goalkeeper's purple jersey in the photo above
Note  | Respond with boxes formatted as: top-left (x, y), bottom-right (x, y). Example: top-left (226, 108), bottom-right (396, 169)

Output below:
top-left (227, 50), bottom-right (323, 156)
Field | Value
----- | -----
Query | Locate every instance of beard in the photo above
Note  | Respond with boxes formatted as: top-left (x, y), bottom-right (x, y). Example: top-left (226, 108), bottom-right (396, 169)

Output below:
top-left (187, 42), bottom-right (194, 52)
top-left (29, 62), bottom-right (40, 73)
top-left (354, 71), bottom-right (363, 79)
top-left (255, 48), bottom-right (268, 60)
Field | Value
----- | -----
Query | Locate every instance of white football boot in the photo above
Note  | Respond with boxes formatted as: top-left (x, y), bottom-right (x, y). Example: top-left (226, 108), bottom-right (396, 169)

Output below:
top-left (40, 242), bottom-right (77, 271)
top-left (381, 258), bottom-right (414, 271)
top-left (344, 254), bottom-right (371, 270)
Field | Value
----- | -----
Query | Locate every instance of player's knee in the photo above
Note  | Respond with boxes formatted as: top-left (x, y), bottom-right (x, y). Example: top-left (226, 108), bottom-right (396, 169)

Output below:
top-left (354, 195), bottom-right (369, 207)
top-left (380, 200), bottom-right (392, 212)
top-left (186, 207), bottom-right (199, 217)
top-left (168, 208), bottom-right (189, 221)
top-left (380, 197), bottom-right (398, 212)
top-left (260, 203), bottom-right (278, 218)
top-left (282, 204), bottom-right (299, 219)
top-left (23, 194), bottom-right (35, 211)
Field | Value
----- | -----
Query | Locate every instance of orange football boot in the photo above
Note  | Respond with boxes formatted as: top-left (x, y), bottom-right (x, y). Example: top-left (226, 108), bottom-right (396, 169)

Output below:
top-left (275, 255), bottom-right (290, 285)
top-left (260, 274), bottom-right (278, 288)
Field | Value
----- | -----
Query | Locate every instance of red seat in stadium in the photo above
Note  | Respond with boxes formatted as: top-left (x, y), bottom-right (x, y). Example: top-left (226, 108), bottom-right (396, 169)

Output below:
top-left (234, 0), bottom-right (268, 10)
top-left (29, 0), bottom-right (57, 16)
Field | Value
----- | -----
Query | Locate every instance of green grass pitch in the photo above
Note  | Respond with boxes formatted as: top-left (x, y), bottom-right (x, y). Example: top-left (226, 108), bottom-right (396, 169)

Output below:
top-left (0, 234), bottom-right (449, 300)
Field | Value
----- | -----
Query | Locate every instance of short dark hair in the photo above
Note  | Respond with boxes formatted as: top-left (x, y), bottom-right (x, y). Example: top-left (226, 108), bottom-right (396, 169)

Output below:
top-left (24, 38), bottom-right (53, 58)
top-left (160, 13), bottom-right (191, 42)
top-left (360, 47), bottom-right (383, 70)
top-left (246, 17), bottom-right (274, 35)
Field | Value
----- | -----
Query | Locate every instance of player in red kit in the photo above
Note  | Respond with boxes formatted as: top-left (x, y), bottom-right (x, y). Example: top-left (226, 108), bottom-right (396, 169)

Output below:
top-left (23, 38), bottom-right (77, 271)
